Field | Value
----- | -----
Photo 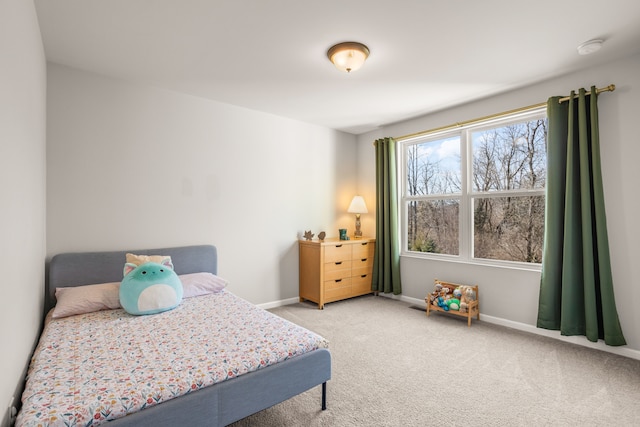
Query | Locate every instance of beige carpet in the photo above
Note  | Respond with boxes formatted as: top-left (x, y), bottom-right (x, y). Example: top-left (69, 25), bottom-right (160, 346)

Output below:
top-left (230, 295), bottom-right (640, 427)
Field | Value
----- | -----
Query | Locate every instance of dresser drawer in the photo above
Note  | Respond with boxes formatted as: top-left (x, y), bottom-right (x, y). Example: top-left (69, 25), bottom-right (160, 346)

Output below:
top-left (324, 260), bottom-right (352, 281)
top-left (352, 241), bottom-right (374, 259)
top-left (324, 243), bottom-right (352, 263)
top-left (325, 278), bottom-right (353, 302)
top-left (352, 274), bottom-right (372, 294)
top-left (352, 257), bottom-right (372, 277)
top-left (325, 276), bottom-right (351, 289)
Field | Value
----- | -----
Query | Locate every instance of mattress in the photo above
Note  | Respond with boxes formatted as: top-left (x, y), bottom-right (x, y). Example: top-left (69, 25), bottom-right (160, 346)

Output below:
top-left (16, 290), bottom-right (329, 426)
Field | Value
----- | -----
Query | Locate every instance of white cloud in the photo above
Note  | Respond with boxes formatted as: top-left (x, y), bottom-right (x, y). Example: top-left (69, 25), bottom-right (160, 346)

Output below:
top-left (437, 138), bottom-right (460, 158)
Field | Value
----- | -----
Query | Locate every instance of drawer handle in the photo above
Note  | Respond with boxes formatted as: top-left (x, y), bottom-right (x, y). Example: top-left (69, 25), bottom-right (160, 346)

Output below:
top-left (335, 279), bottom-right (342, 283)
top-left (361, 242), bottom-right (368, 246)
top-left (335, 244), bottom-right (343, 248)
top-left (335, 261), bottom-right (343, 265)
top-left (361, 258), bottom-right (367, 262)
top-left (361, 274), bottom-right (367, 278)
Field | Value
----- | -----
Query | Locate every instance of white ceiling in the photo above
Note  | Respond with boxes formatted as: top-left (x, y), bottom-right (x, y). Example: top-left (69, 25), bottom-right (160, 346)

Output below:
top-left (34, 0), bottom-right (640, 135)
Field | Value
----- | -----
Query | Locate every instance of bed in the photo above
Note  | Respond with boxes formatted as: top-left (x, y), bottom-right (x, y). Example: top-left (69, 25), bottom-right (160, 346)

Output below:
top-left (16, 244), bottom-right (331, 426)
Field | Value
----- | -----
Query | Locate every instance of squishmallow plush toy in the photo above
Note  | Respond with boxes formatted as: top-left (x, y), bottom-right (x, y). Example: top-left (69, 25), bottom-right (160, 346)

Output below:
top-left (119, 259), bottom-right (183, 315)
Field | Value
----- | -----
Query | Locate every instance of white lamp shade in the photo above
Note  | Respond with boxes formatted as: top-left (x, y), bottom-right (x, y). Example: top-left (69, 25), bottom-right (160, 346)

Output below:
top-left (348, 196), bottom-right (368, 214)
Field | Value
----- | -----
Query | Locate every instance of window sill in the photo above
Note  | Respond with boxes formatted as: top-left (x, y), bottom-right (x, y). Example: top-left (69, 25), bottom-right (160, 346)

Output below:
top-left (400, 251), bottom-right (542, 273)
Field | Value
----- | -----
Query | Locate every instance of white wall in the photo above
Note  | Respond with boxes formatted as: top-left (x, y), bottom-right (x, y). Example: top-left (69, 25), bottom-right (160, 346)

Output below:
top-left (0, 0), bottom-right (47, 424)
top-left (46, 64), bottom-right (358, 305)
top-left (358, 53), bottom-right (640, 355)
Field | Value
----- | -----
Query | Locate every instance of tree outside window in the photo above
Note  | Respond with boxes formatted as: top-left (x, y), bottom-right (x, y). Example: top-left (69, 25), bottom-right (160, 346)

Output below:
top-left (402, 111), bottom-right (547, 265)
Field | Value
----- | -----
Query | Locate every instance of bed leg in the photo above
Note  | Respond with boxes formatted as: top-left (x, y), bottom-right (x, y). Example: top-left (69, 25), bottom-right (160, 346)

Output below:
top-left (322, 382), bottom-right (327, 410)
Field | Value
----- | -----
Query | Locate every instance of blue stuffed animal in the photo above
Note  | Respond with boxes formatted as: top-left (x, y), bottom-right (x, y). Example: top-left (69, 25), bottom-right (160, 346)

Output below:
top-left (119, 260), bottom-right (183, 315)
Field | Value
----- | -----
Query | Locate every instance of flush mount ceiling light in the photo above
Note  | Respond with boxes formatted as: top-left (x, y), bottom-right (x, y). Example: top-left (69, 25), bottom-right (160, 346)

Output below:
top-left (327, 42), bottom-right (370, 73)
top-left (577, 39), bottom-right (603, 55)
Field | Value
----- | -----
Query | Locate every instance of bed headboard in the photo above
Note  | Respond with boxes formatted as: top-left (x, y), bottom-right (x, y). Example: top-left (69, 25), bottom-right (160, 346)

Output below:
top-left (46, 244), bottom-right (218, 315)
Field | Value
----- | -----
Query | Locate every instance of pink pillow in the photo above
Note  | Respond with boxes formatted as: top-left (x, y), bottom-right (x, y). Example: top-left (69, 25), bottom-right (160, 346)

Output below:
top-left (180, 272), bottom-right (228, 298)
top-left (53, 282), bottom-right (121, 319)
top-left (52, 272), bottom-right (228, 319)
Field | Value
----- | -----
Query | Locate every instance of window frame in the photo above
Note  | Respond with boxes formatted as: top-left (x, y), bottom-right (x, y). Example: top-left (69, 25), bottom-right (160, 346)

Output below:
top-left (399, 108), bottom-right (547, 270)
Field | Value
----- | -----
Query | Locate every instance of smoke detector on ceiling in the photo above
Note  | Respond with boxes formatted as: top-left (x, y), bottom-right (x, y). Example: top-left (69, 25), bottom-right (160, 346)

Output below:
top-left (577, 39), bottom-right (603, 55)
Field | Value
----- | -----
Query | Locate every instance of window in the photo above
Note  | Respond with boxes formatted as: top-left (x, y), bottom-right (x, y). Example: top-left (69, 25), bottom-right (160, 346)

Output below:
top-left (401, 110), bottom-right (547, 265)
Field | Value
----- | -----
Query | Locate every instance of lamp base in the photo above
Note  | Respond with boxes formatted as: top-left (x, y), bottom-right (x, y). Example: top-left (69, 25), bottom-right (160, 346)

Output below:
top-left (354, 215), bottom-right (363, 238)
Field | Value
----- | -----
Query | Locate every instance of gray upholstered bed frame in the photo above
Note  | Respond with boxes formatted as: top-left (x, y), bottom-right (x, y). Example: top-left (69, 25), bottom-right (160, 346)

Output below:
top-left (45, 244), bottom-right (331, 426)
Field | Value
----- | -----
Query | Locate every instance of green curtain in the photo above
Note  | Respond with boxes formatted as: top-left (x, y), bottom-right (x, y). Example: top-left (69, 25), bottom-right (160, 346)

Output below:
top-left (537, 87), bottom-right (626, 346)
top-left (372, 137), bottom-right (401, 294)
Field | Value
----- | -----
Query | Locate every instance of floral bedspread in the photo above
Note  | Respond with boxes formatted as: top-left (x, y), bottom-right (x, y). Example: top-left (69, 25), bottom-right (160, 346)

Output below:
top-left (16, 291), bottom-right (328, 427)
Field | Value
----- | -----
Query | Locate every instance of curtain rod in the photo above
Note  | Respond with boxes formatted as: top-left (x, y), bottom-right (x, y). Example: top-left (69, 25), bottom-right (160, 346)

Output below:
top-left (393, 84), bottom-right (615, 142)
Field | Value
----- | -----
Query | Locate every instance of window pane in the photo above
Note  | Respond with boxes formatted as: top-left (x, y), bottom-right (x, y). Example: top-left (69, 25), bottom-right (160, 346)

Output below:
top-left (472, 119), bottom-right (547, 192)
top-left (407, 199), bottom-right (459, 255)
top-left (406, 136), bottom-right (461, 196)
top-left (473, 196), bottom-right (544, 263)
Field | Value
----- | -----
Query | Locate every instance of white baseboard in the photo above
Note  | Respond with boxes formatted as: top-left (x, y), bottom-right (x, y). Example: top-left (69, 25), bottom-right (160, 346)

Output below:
top-left (378, 293), bottom-right (640, 361)
top-left (257, 297), bottom-right (300, 310)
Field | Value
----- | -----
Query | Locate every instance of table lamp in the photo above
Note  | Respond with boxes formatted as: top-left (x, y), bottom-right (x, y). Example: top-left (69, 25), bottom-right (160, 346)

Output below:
top-left (347, 195), bottom-right (368, 238)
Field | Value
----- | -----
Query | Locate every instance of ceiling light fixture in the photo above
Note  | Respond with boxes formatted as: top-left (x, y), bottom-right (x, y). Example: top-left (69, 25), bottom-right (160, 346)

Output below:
top-left (327, 42), bottom-right (370, 73)
top-left (577, 39), bottom-right (603, 55)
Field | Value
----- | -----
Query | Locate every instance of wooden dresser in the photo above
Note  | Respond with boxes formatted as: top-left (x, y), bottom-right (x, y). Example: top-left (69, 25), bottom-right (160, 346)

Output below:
top-left (299, 237), bottom-right (375, 309)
